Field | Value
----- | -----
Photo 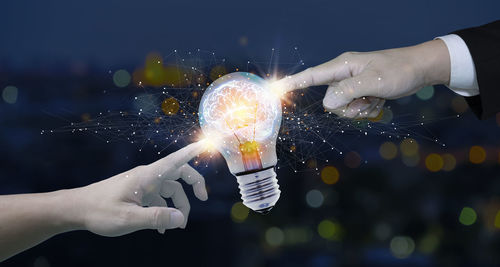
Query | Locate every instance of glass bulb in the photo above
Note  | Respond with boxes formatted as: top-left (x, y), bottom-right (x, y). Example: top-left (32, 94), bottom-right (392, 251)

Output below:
top-left (199, 72), bottom-right (282, 213)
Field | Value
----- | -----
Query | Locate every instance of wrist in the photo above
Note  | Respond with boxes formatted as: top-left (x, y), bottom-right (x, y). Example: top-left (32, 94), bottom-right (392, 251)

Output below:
top-left (411, 39), bottom-right (451, 86)
top-left (47, 189), bottom-right (86, 233)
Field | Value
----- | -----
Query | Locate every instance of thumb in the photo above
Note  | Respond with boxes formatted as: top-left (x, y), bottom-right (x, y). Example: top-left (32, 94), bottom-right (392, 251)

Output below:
top-left (323, 74), bottom-right (375, 111)
top-left (131, 206), bottom-right (185, 233)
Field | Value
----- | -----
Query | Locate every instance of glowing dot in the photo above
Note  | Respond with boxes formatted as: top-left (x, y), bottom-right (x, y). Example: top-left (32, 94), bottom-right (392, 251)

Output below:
top-left (317, 219), bottom-right (342, 241)
top-left (305, 189), bottom-right (324, 208)
top-left (265, 227), bottom-right (284, 247)
top-left (230, 202), bottom-right (249, 223)
top-left (113, 69), bottom-right (131, 87)
top-left (390, 236), bottom-right (415, 259)
top-left (442, 153), bottom-right (456, 171)
top-left (344, 151), bottom-right (361, 168)
top-left (494, 210), bottom-right (500, 228)
top-left (400, 138), bottom-right (418, 156)
top-left (416, 86), bottom-right (434, 100)
top-left (425, 153), bottom-right (444, 172)
top-left (379, 142), bottom-right (398, 160)
top-left (2, 86), bottom-right (18, 104)
top-left (320, 166), bottom-right (339, 185)
top-left (161, 97), bottom-right (180, 116)
top-left (469, 145), bottom-right (486, 164)
top-left (459, 207), bottom-right (477, 226)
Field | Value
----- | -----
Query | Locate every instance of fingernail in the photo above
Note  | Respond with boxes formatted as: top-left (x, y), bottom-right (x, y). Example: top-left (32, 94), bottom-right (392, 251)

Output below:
top-left (170, 210), bottom-right (184, 228)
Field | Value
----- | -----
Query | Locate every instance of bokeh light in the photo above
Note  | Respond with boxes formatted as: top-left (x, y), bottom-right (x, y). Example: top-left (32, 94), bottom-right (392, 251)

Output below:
top-left (320, 166), bottom-right (339, 185)
top-left (379, 142), bottom-right (398, 160)
top-left (442, 153), bottom-right (457, 171)
top-left (425, 153), bottom-right (444, 172)
top-left (305, 189), bottom-right (324, 208)
top-left (283, 227), bottom-right (312, 245)
top-left (469, 145), bottom-right (486, 164)
top-left (239, 36), bottom-right (248, 46)
top-left (495, 210), bottom-right (500, 229)
top-left (451, 96), bottom-right (468, 113)
top-left (133, 53), bottom-right (185, 87)
top-left (400, 138), bottom-right (418, 156)
top-left (402, 153), bottom-right (420, 167)
top-left (344, 151), bottom-right (361, 168)
top-left (390, 236), bottom-right (415, 259)
top-left (379, 108), bottom-right (393, 124)
top-left (265, 227), bottom-right (284, 247)
top-left (209, 65), bottom-right (227, 81)
top-left (113, 69), bottom-right (131, 87)
top-left (161, 97), bottom-right (180, 115)
top-left (2, 85), bottom-right (18, 104)
top-left (459, 207), bottom-right (477, 226)
top-left (231, 202), bottom-right (249, 223)
top-left (418, 234), bottom-right (440, 254)
top-left (416, 86), bottom-right (434, 101)
top-left (373, 222), bottom-right (392, 241)
top-left (317, 219), bottom-right (342, 241)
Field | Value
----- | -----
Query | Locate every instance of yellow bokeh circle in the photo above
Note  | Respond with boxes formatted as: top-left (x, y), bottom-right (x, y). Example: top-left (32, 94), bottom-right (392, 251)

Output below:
top-left (379, 142), bottom-right (398, 160)
top-left (441, 153), bottom-right (456, 171)
top-left (231, 202), bottom-right (249, 223)
top-left (400, 138), bottom-right (418, 156)
top-left (161, 97), bottom-right (180, 116)
top-left (469, 146), bottom-right (486, 164)
top-left (425, 153), bottom-right (444, 172)
top-left (321, 166), bottom-right (339, 185)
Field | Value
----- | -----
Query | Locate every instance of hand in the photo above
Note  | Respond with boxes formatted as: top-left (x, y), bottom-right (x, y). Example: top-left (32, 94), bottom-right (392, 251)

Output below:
top-left (68, 141), bottom-right (208, 236)
top-left (273, 39), bottom-right (450, 119)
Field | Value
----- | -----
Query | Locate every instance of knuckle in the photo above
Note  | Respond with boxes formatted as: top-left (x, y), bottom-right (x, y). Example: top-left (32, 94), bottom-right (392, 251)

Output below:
top-left (341, 51), bottom-right (357, 58)
top-left (151, 208), bottom-right (162, 229)
top-left (172, 181), bottom-right (183, 190)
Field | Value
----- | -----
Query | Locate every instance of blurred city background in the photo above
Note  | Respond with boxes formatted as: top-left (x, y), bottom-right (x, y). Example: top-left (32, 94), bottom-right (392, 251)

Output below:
top-left (1, 0), bottom-right (500, 266)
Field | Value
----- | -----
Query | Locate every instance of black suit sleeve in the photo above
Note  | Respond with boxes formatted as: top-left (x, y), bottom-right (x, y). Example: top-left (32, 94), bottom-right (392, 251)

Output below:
top-left (453, 20), bottom-right (500, 119)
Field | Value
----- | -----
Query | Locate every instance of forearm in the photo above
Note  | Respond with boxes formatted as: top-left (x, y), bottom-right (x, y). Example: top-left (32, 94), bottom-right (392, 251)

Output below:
top-left (0, 190), bottom-right (82, 261)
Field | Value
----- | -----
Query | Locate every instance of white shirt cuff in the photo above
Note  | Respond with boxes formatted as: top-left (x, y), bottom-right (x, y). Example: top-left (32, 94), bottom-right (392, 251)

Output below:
top-left (436, 34), bottom-right (479, 97)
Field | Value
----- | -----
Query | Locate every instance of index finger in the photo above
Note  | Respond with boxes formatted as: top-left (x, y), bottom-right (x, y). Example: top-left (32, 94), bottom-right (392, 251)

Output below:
top-left (149, 140), bottom-right (207, 172)
top-left (271, 56), bottom-right (349, 94)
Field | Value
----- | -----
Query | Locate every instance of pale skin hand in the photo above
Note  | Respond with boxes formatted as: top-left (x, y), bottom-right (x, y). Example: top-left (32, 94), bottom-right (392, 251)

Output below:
top-left (0, 141), bottom-right (208, 262)
top-left (273, 39), bottom-right (451, 118)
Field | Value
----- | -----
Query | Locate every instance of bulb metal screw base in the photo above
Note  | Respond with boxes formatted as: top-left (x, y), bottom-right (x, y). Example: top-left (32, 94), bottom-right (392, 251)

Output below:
top-left (235, 166), bottom-right (280, 214)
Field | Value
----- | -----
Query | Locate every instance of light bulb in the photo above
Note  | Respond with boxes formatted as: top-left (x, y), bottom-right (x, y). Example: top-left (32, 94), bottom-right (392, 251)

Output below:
top-left (199, 72), bottom-right (282, 213)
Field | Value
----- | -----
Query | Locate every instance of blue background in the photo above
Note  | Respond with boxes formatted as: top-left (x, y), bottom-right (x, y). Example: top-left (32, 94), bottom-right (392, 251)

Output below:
top-left (1, 1), bottom-right (500, 267)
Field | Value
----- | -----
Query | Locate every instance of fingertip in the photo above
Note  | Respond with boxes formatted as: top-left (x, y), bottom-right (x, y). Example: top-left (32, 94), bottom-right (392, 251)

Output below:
top-left (168, 209), bottom-right (185, 229)
top-left (194, 183), bottom-right (208, 201)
